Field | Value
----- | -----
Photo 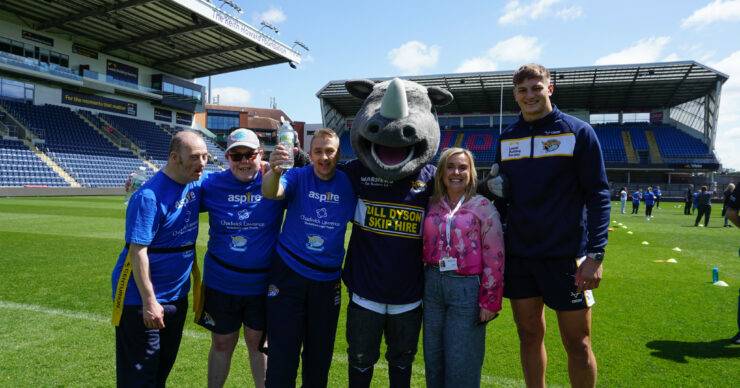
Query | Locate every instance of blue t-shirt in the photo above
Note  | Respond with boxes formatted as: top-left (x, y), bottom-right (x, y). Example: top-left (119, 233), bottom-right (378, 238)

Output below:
top-left (111, 171), bottom-right (202, 305)
top-left (643, 192), bottom-right (655, 206)
top-left (201, 170), bottom-right (285, 296)
top-left (654, 189), bottom-right (662, 197)
top-left (632, 191), bottom-right (642, 204)
top-left (276, 166), bottom-right (356, 281)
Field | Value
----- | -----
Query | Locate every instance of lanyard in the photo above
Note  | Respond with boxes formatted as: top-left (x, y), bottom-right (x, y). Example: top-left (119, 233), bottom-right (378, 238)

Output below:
top-left (444, 195), bottom-right (465, 252)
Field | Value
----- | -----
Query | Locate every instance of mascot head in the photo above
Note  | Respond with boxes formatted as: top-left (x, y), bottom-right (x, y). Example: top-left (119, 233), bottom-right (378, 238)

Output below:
top-left (345, 78), bottom-right (453, 181)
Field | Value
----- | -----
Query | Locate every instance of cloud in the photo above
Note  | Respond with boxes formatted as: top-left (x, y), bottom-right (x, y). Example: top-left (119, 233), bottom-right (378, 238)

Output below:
top-left (498, 0), bottom-right (583, 25)
top-left (681, 0), bottom-right (740, 29)
top-left (663, 53), bottom-right (681, 62)
top-left (455, 57), bottom-right (498, 73)
top-left (211, 87), bottom-right (251, 106)
top-left (455, 35), bottom-right (542, 73)
top-left (252, 7), bottom-right (286, 25)
top-left (594, 36), bottom-right (671, 65)
top-left (712, 50), bottom-right (740, 170)
top-left (387, 41), bottom-right (440, 75)
top-left (555, 5), bottom-right (584, 20)
top-left (487, 35), bottom-right (542, 63)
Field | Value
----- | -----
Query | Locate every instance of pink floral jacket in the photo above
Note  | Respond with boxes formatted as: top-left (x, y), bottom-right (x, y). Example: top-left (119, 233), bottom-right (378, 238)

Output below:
top-left (422, 195), bottom-right (505, 312)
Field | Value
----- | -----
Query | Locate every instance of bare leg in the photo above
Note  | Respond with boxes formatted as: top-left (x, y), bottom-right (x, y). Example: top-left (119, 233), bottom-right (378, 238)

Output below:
top-left (511, 297), bottom-right (547, 388)
top-left (556, 309), bottom-right (597, 388)
top-left (244, 326), bottom-right (266, 388)
top-left (208, 331), bottom-right (239, 388)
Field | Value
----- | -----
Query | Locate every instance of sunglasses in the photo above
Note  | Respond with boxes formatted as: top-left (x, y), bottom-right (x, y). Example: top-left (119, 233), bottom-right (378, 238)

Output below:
top-left (229, 150), bottom-right (258, 161)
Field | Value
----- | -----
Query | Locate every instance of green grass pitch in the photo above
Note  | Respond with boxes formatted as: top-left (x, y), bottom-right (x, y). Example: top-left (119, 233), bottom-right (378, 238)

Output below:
top-left (0, 196), bottom-right (738, 387)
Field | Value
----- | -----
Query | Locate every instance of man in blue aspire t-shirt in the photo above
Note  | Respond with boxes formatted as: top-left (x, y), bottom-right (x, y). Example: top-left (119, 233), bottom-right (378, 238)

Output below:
top-left (111, 131), bottom-right (208, 387)
top-left (198, 128), bottom-right (285, 388)
top-left (262, 128), bottom-right (356, 388)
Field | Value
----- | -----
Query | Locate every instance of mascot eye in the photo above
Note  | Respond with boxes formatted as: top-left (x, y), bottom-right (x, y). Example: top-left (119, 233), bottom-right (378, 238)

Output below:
top-left (368, 123), bottom-right (380, 134)
top-left (402, 126), bottom-right (415, 138)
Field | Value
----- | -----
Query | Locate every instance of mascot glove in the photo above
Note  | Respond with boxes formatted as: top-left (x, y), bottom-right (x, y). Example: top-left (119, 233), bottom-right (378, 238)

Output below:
top-left (486, 163), bottom-right (508, 199)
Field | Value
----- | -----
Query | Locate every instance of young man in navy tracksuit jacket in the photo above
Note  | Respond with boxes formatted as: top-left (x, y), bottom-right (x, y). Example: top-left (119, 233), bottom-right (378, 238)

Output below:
top-left (482, 63), bottom-right (610, 388)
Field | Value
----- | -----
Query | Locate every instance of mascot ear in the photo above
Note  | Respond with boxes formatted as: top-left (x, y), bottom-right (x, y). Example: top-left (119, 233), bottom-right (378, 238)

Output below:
top-left (428, 86), bottom-right (453, 107)
top-left (345, 79), bottom-right (376, 100)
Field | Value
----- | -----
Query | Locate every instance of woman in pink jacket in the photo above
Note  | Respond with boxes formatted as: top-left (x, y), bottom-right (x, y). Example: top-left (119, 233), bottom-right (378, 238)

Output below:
top-left (422, 147), bottom-right (505, 388)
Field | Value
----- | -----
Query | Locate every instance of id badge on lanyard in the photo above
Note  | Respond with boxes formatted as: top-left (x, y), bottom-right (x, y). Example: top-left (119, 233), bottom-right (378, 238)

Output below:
top-left (439, 196), bottom-right (464, 272)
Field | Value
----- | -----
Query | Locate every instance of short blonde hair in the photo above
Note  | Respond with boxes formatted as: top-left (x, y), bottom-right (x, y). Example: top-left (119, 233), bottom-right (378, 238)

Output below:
top-left (432, 147), bottom-right (478, 204)
top-left (310, 128), bottom-right (339, 149)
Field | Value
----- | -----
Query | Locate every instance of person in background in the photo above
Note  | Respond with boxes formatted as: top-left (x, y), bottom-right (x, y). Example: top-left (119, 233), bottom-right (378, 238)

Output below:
top-left (619, 187), bottom-right (628, 214)
top-left (722, 183), bottom-right (736, 228)
top-left (124, 166), bottom-right (148, 205)
top-left (685, 184), bottom-right (694, 215)
top-left (695, 185), bottom-right (714, 227)
top-left (631, 188), bottom-right (642, 215)
top-left (693, 190), bottom-right (700, 215)
top-left (654, 185), bottom-right (663, 209)
top-left (643, 187), bottom-right (655, 220)
top-left (421, 147), bottom-right (505, 387)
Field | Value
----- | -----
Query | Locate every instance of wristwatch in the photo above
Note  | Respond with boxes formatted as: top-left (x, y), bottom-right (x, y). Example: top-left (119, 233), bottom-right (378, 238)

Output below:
top-left (587, 252), bottom-right (605, 263)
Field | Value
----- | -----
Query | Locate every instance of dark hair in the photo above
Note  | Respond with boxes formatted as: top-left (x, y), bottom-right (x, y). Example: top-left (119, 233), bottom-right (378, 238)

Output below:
top-left (701, 185), bottom-right (707, 191)
top-left (513, 63), bottom-right (551, 85)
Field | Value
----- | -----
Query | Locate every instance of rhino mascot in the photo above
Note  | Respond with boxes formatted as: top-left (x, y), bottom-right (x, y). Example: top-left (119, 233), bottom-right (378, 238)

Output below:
top-left (339, 78), bottom-right (452, 387)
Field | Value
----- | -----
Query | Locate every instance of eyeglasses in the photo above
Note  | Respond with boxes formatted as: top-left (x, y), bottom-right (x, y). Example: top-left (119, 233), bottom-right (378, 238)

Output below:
top-left (229, 150), bottom-right (258, 161)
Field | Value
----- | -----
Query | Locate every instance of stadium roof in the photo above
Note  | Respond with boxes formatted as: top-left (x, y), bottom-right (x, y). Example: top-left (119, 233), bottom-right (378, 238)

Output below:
top-left (317, 61), bottom-right (729, 117)
top-left (0, 0), bottom-right (301, 79)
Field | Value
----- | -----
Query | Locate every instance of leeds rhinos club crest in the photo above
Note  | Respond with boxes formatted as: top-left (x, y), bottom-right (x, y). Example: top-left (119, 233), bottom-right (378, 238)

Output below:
top-left (542, 139), bottom-right (561, 153)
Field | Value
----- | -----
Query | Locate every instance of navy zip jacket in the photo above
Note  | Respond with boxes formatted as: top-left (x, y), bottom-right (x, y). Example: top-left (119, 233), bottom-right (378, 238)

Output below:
top-left (492, 106), bottom-right (610, 260)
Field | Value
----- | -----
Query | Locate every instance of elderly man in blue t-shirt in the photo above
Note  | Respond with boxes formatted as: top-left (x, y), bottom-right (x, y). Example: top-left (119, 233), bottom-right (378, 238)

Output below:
top-left (111, 130), bottom-right (208, 387)
top-left (262, 128), bottom-right (357, 388)
top-left (198, 128), bottom-right (286, 388)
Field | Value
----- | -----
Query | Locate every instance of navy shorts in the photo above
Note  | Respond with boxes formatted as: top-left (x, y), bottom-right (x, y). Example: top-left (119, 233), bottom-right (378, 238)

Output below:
top-left (196, 286), bottom-right (266, 334)
top-left (503, 256), bottom-right (595, 311)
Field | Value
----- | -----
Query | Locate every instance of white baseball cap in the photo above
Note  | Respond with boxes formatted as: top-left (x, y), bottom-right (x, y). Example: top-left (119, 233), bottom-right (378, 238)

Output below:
top-left (226, 128), bottom-right (260, 152)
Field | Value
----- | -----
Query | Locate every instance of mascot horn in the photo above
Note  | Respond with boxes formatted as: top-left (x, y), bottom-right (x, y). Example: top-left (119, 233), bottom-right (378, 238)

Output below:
top-left (345, 78), bottom-right (453, 181)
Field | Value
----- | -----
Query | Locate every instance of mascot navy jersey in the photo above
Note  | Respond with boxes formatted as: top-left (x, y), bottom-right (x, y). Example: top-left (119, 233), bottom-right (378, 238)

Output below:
top-left (201, 170), bottom-right (285, 296)
top-left (111, 171), bottom-right (202, 305)
top-left (340, 160), bottom-right (436, 304)
top-left (276, 165), bottom-right (356, 282)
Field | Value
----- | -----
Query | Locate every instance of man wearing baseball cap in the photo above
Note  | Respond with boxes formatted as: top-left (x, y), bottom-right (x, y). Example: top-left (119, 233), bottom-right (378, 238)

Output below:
top-left (197, 128), bottom-right (285, 388)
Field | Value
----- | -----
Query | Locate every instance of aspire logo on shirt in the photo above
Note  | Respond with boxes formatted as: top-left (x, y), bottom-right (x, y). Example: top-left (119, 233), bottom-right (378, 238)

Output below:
top-left (308, 191), bottom-right (340, 203)
top-left (175, 191), bottom-right (197, 209)
top-left (228, 192), bottom-right (262, 204)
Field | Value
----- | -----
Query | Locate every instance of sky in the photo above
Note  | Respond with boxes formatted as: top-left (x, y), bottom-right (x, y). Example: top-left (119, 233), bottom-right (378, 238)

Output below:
top-left (197, 0), bottom-right (740, 170)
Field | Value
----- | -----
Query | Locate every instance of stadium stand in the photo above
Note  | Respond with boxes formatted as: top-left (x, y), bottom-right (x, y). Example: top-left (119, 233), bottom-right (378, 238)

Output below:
top-left (100, 114), bottom-right (173, 166)
top-left (0, 138), bottom-right (68, 187)
top-left (0, 100), bottom-right (153, 187)
top-left (593, 125), bottom-right (628, 163)
top-left (652, 125), bottom-right (716, 164)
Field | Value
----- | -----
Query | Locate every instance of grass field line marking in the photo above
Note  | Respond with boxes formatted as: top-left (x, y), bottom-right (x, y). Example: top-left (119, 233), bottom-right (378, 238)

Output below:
top-left (0, 300), bottom-right (525, 386)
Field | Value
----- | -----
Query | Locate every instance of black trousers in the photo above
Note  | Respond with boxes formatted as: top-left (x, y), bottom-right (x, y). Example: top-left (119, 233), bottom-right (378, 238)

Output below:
top-left (115, 298), bottom-right (188, 388)
top-left (632, 202), bottom-right (640, 214)
top-left (684, 201), bottom-right (692, 215)
top-left (265, 256), bottom-right (341, 388)
top-left (695, 205), bottom-right (712, 226)
top-left (346, 301), bottom-right (422, 388)
top-left (646, 204), bottom-right (654, 217)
